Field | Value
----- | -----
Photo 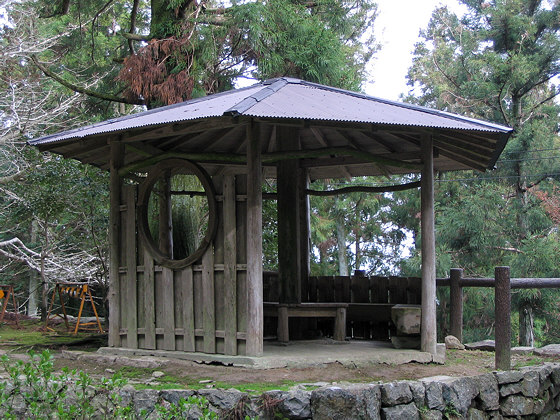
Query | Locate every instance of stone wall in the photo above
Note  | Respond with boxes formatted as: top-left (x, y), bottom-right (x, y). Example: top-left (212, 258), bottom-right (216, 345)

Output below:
top-left (113, 363), bottom-right (560, 419)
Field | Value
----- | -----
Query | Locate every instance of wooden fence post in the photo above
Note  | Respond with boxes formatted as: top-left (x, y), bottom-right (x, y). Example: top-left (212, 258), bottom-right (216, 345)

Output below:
top-left (495, 266), bottom-right (511, 371)
top-left (449, 268), bottom-right (463, 342)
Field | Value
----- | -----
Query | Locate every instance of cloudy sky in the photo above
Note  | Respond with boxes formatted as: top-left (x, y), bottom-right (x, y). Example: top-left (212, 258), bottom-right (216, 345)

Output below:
top-left (365, 0), bottom-right (466, 100)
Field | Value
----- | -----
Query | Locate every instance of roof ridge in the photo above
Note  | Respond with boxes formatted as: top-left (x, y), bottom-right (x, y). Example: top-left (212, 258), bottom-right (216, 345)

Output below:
top-left (223, 78), bottom-right (289, 116)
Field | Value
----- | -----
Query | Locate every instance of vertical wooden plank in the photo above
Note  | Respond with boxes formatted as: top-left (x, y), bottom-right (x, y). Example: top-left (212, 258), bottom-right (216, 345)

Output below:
top-left (236, 174), bottom-right (248, 355)
top-left (308, 276), bottom-right (318, 302)
top-left (143, 250), bottom-right (156, 349)
top-left (162, 267), bottom-right (175, 350)
top-left (334, 277), bottom-right (344, 302)
top-left (421, 134), bottom-right (437, 355)
top-left (342, 277), bottom-right (351, 302)
top-left (202, 248), bottom-right (216, 353)
top-left (158, 172), bottom-right (173, 257)
top-left (108, 139), bottom-right (123, 347)
top-left (318, 277), bottom-right (335, 302)
top-left (125, 185), bottom-right (138, 348)
top-left (246, 122), bottom-right (263, 356)
top-left (180, 266), bottom-right (195, 352)
top-left (223, 175), bottom-right (238, 355)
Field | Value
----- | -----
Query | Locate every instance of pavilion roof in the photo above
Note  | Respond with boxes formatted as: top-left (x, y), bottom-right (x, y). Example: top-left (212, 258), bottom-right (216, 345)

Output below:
top-left (29, 78), bottom-right (513, 179)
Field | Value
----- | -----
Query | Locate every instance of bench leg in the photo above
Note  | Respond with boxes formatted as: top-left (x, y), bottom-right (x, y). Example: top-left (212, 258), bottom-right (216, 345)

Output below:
top-left (278, 306), bottom-right (289, 343)
top-left (334, 308), bottom-right (346, 341)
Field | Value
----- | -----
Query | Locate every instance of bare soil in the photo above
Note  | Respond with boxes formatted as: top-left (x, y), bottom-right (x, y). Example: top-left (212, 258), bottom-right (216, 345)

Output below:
top-left (1, 321), bottom-right (559, 389)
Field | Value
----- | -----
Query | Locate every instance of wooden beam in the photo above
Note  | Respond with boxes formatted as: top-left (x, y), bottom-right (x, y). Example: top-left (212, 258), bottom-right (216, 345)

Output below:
top-left (246, 121), bottom-right (263, 356)
top-left (420, 134), bottom-right (437, 356)
top-left (306, 181), bottom-right (421, 196)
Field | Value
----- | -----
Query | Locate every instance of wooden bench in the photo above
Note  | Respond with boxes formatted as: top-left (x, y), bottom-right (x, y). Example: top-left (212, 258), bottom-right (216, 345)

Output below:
top-left (264, 302), bottom-right (348, 343)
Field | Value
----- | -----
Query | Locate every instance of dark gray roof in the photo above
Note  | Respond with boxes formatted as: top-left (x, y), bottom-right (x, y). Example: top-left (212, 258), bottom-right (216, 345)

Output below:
top-left (29, 77), bottom-right (513, 178)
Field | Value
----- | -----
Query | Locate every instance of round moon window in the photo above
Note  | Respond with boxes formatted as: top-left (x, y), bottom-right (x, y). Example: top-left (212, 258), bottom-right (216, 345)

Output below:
top-left (137, 159), bottom-right (217, 269)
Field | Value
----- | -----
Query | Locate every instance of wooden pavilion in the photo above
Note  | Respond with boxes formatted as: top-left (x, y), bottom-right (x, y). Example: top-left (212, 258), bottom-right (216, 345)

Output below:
top-left (30, 78), bottom-right (512, 357)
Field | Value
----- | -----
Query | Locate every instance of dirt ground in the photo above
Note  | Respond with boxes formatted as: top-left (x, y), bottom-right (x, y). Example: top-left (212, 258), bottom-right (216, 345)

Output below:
top-left (1, 320), bottom-right (559, 390)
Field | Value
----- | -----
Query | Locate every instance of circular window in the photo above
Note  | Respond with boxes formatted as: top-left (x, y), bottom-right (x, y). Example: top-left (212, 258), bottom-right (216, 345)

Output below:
top-left (137, 159), bottom-right (217, 269)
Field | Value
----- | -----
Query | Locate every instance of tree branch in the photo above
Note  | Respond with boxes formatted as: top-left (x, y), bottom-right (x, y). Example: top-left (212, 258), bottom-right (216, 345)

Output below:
top-left (30, 55), bottom-right (144, 105)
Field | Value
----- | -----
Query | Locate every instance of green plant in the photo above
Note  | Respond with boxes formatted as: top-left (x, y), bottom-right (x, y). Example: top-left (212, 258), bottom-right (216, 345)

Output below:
top-left (442, 401), bottom-right (461, 419)
top-left (155, 395), bottom-right (218, 419)
top-left (0, 350), bottom-right (136, 419)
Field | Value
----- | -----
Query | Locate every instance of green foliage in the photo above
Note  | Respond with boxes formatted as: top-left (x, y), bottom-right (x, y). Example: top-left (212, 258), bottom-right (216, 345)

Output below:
top-left (0, 350), bottom-right (134, 419)
top-left (155, 396), bottom-right (218, 420)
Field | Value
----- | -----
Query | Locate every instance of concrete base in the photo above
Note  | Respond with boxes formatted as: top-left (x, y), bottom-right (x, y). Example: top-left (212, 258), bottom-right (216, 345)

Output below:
top-left (98, 340), bottom-right (446, 369)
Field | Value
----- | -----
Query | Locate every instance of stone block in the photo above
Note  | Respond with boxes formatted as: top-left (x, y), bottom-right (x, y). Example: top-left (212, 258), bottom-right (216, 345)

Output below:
top-left (391, 335), bottom-right (421, 350)
top-left (420, 379), bottom-right (445, 411)
top-left (264, 389), bottom-right (311, 419)
top-left (441, 376), bottom-right (478, 417)
top-left (381, 381), bottom-right (413, 406)
top-left (500, 394), bottom-right (534, 416)
top-left (311, 384), bottom-right (381, 420)
top-left (391, 304), bottom-right (421, 335)
top-left (474, 373), bottom-right (499, 411)
top-left (381, 402), bottom-right (419, 420)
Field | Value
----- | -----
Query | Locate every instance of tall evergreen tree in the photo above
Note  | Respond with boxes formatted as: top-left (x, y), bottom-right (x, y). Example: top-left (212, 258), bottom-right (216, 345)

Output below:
top-left (405, 0), bottom-right (560, 345)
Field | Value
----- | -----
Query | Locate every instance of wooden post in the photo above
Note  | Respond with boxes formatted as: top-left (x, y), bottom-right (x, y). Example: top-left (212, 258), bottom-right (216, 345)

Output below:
top-left (277, 125), bottom-right (301, 303)
top-left (108, 139), bottom-right (123, 347)
top-left (495, 266), bottom-right (511, 371)
top-left (449, 268), bottom-right (463, 342)
top-left (421, 134), bottom-right (437, 355)
top-left (246, 121), bottom-right (263, 356)
top-left (299, 169), bottom-right (311, 301)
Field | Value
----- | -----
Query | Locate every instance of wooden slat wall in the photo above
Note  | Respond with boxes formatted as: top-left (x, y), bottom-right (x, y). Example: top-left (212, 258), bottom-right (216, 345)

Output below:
top-left (116, 174), bottom-right (249, 355)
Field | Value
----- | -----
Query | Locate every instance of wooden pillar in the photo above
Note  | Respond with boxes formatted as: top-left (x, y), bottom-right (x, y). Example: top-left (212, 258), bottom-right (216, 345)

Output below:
top-left (246, 121), bottom-right (263, 356)
top-left (495, 266), bottom-right (511, 370)
top-left (299, 169), bottom-right (311, 301)
top-left (421, 134), bottom-right (437, 355)
top-left (449, 268), bottom-right (463, 342)
top-left (108, 139), bottom-right (124, 347)
top-left (277, 125), bottom-right (301, 303)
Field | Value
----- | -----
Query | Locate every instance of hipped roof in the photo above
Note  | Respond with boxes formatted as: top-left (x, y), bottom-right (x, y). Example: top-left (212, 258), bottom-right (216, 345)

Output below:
top-left (29, 78), bottom-right (513, 179)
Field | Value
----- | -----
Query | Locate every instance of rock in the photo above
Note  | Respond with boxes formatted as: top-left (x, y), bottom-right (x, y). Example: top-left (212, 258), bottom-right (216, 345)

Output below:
top-left (445, 335), bottom-right (465, 350)
top-left (132, 389), bottom-right (160, 417)
top-left (310, 384), bottom-right (381, 420)
top-left (391, 335), bottom-right (421, 350)
top-left (474, 373), bottom-right (499, 411)
top-left (381, 402), bottom-right (419, 420)
top-left (535, 344), bottom-right (560, 356)
top-left (511, 346), bottom-right (534, 355)
top-left (197, 388), bottom-right (245, 411)
top-left (421, 409), bottom-right (443, 420)
top-left (466, 407), bottom-right (487, 420)
top-left (494, 370), bottom-right (523, 384)
top-left (440, 376), bottom-right (478, 417)
top-left (406, 380), bottom-right (426, 406)
top-left (464, 340), bottom-right (495, 351)
top-left (421, 379), bottom-right (445, 411)
top-left (540, 413), bottom-right (560, 420)
top-left (198, 379), bottom-right (213, 384)
top-left (159, 389), bottom-right (195, 405)
top-left (391, 304), bottom-right (421, 335)
top-left (381, 381), bottom-right (413, 406)
top-left (264, 389), bottom-right (311, 419)
top-left (151, 371), bottom-right (165, 378)
top-left (501, 394), bottom-right (534, 416)
top-left (500, 370), bottom-right (539, 398)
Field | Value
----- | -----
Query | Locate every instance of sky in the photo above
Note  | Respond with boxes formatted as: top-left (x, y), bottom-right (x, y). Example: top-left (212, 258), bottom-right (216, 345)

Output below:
top-left (365, 0), bottom-right (467, 100)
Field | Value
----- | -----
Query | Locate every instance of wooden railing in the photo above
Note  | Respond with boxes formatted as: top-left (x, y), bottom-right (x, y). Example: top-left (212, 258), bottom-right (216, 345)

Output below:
top-left (263, 271), bottom-right (420, 340)
top-left (437, 267), bottom-right (560, 370)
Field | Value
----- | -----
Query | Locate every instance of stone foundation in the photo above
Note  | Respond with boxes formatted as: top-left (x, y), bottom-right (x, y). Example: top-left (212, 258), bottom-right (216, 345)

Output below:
top-left (121, 363), bottom-right (560, 418)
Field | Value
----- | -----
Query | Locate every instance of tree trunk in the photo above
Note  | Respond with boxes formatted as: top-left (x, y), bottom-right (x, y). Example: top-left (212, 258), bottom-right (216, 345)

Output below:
top-left (519, 303), bottom-right (534, 347)
top-left (28, 220), bottom-right (39, 316)
top-left (336, 219), bottom-right (348, 276)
